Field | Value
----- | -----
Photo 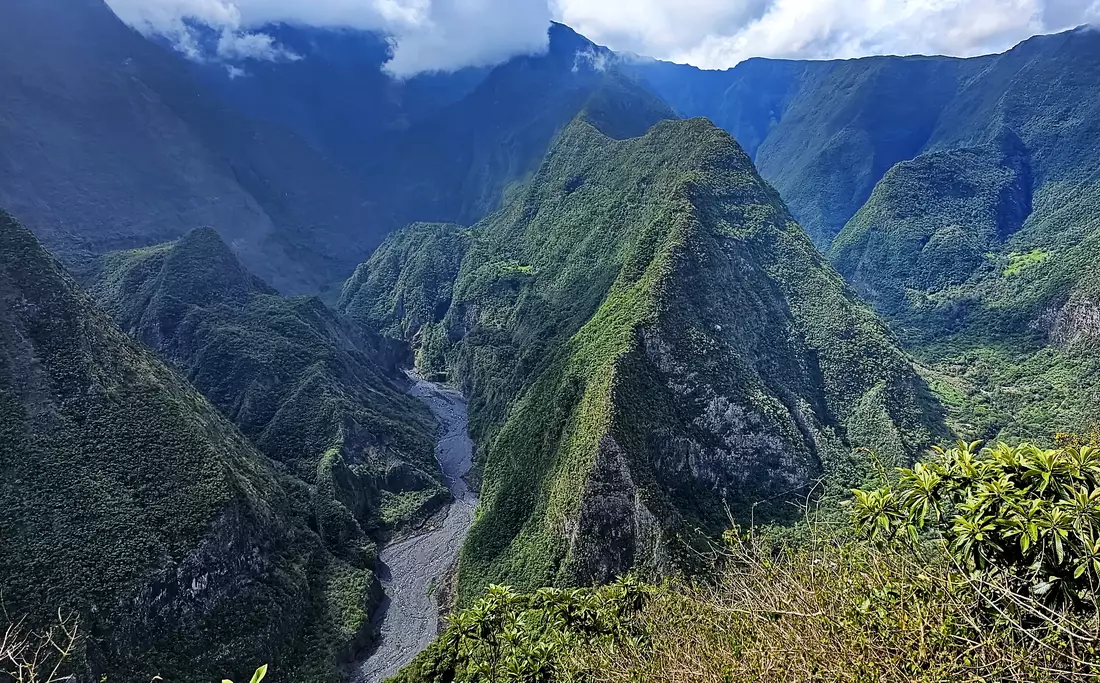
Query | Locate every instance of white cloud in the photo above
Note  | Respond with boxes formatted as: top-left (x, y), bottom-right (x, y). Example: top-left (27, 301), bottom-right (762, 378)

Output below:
top-left (105, 0), bottom-right (550, 75)
top-left (105, 0), bottom-right (1099, 74)
top-left (555, 0), bottom-right (1099, 68)
top-left (572, 46), bottom-right (610, 73)
top-left (216, 29), bottom-right (302, 60)
top-left (381, 0), bottom-right (552, 78)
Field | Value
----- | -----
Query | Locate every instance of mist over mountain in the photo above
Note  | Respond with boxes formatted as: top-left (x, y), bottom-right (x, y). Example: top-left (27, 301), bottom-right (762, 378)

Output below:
top-left (0, 2), bottom-right (666, 295)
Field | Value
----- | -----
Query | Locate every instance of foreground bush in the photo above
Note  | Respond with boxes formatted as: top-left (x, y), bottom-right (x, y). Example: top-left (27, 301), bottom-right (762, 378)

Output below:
top-left (394, 440), bottom-right (1100, 683)
top-left (852, 441), bottom-right (1100, 607)
top-left (391, 578), bottom-right (651, 683)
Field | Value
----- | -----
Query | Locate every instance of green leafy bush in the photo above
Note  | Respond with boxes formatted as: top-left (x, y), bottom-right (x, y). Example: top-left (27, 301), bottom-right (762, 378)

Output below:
top-left (853, 440), bottom-right (1100, 607)
top-left (391, 577), bottom-right (650, 683)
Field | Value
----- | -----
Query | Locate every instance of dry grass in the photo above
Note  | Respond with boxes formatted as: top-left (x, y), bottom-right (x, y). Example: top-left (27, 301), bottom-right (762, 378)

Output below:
top-left (576, 528), bottom-right (1100, 683)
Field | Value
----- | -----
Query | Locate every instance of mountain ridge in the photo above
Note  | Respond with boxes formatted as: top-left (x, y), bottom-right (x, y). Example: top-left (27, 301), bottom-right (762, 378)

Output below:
top-left (344, 112), bottom-right (946, 600)
top-left (90, 227), bottom-right (448, 548)
top-left (0, 210), bottom-right (379, 682)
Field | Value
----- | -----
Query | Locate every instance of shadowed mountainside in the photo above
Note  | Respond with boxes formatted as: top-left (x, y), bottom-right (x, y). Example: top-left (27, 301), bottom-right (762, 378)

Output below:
top-left (89, 227), bottom-right (449, 547)
top-left (0, 211), bottom-right (384, 682)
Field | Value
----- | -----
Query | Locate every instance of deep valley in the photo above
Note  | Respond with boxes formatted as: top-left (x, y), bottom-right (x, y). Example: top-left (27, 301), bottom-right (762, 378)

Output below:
top-left (1, 2), bottom-right (1099, 681)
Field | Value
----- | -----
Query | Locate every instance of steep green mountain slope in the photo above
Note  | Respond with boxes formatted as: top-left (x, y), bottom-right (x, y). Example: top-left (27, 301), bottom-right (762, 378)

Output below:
top-left (630, 55), bottom-right (967, 248)
top-left (826, 27), bottom-right (1100, 317)
top-left (631, 28), bottom-right (1100, 251)
top-left (828, 131), bottom-right (1034, 319)
top-left (340, 223), bottom-right (472, 378)
top-left (0, 212), bottom-right (378, 682)
top-left (829, 144), bottom-right (1100, 443)
top-left (634, 28), bottom-right (1100, 442)
top-left (0, 0), bottom-right (383, 294)
top-left (819, 30), bottom-right (1100, 442)
top-left (343, 114), bottom-right (945, 601)
top-left (89, 227), bottom-right (446, 542)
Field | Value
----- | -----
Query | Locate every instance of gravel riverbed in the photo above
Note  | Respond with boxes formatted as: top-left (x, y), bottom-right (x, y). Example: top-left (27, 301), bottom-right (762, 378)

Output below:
top-left (354, 376), bottom-right (476, 683)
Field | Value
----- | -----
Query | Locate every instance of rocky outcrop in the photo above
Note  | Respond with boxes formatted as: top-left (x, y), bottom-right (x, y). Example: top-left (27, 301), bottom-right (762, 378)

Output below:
top-left (353, 115), bottom-right (945, 602)
top-left (1039, 297), bottom-right (1100, 347)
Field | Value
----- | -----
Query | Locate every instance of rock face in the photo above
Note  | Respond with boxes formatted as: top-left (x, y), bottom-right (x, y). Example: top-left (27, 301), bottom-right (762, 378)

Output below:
top-left (344, 112), bottom-right (946, 600)
top-left (0, 211), bottom-right (374, 682)
top-left (1044, 298), bottom-right (1100, 348)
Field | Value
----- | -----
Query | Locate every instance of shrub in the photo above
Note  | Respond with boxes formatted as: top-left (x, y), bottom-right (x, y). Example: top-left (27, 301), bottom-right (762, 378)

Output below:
top-left (580, 531), bottom-right (1097, 683)
top-left (852, 441), bottom-right (1100, 608)
top-left (393, 440), bottom-right (1100, 683)
top-left (0, 612), bottom-right (79, 683)
top-left (392, 578), bottom-right (651, 683)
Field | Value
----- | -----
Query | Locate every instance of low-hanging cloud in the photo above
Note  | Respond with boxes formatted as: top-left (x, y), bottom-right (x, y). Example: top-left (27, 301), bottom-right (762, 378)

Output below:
top-left (105, 0), bottom-right (551, 77)
top-left (105, 0), bottom-right (1099, 76)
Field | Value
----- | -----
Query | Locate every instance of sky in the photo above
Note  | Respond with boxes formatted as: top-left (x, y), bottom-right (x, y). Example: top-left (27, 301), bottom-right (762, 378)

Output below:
top-left (105, 0), bottom-right (1100, 76)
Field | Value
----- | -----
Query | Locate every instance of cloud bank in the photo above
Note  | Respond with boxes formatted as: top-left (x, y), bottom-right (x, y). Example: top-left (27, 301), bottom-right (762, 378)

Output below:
top-left (105, 0), bottom-right (551, 77)
top-left (556, 0), bottom-right (1100, 68)
top-left (105, 0), bottom-right (1099, 75)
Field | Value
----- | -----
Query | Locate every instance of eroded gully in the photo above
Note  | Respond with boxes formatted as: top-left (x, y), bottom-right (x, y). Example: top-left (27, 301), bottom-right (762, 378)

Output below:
top-left (354, 375), bottom-right (476, 683)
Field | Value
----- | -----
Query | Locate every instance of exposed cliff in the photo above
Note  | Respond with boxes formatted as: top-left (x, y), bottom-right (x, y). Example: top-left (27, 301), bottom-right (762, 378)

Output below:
top-left (344, 114), bottom-right (946, 600)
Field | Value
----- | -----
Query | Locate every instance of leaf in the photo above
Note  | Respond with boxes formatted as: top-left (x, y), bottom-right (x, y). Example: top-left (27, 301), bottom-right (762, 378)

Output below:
top-left (250, 665), bottom-right (269, 683)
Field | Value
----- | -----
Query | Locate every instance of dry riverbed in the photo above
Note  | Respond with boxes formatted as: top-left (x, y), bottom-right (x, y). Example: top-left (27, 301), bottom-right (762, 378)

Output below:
top-left (355, 375), bottom-right (476, 682)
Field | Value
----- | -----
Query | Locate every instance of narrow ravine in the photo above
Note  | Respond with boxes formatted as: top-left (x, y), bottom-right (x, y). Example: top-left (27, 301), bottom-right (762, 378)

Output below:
top-left (355, 374), bottom-right (477, 683)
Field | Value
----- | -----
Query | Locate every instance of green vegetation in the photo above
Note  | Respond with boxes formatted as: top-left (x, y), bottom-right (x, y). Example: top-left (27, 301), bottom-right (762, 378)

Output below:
top-left (352, 112), bottom-right (945, 603)
top-left (916, 340), bottom-right (1100, 444)
top-left (641, 27), bottom-right (1100, 453)
top-left (829, 137), bottom-right (1032, 316)
top-left (91, 227), bottom-right (446, 542)
top-left (394, 440), bottom-right (1100, 683)
top-left (1004, 249), bottom-right (1050, 276)
top-left (0, 212), bottom-right (375, 681)
top-left (391, 579), bottom-right (650, 683)
top-left (340, 223), bottom-right (472, 341)
top-left (639, 28), bottom-right (1100, 258)
top-left (804, 31), bottom-right (1100, 446)
top-left (853, 440), bottom-right (1100, 607)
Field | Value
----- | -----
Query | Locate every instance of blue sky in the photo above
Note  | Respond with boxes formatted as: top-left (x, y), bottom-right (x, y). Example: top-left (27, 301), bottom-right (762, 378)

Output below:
top-left (105, 0), bottom-right (1100, 76)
